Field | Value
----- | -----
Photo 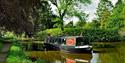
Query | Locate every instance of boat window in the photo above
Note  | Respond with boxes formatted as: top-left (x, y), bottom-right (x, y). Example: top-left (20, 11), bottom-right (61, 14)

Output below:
top-left (76, 37), bottom-right (87, 46)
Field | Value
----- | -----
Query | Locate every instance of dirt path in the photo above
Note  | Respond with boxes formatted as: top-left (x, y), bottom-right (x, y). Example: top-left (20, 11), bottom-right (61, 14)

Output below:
top-left (0, 43), bottom-right (12, 63)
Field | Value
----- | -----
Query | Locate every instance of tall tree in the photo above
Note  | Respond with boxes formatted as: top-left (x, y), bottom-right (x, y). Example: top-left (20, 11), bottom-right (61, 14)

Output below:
top-left (96, 0), bottom-right (113, 28)
top-left (0, 0), bottom-right (41, 34)
top-left (106, 0), bottom-right (125, 29)
top-left (33, 0), bottom-right (54, 32)
top-left (50, 0), bottom-right (91, 31)
top-left (0, 0), bottom-right (55, 36)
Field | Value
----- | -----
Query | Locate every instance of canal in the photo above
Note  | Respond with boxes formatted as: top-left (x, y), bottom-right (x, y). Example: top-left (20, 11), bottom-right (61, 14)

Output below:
top-left (22, 42), bottom-right (125, 63)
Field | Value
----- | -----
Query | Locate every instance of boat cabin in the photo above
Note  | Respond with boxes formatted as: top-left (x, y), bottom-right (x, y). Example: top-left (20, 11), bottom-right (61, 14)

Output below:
top-left (46, 36), bottom-right (90, 46)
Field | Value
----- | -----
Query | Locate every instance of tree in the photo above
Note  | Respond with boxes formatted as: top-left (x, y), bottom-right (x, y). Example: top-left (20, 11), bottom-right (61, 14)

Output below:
top-left (75, 12), bottom-right (88, 28)
top-left (50, 0), bottom-right (91, 31)
top-left (65, 21), bottom-right (73, 28)
top-left (0, 0), bottom-right (41, 34)
top-left (96, 0), bottom-right (113, 28)
top-left (33, 0), bottom-right (54, 32)
top-left (106, 0), bottom-right (125, 29)
top-left (0, 0), bottom-right (55, 36)
top-left (91, 19), bottom-right (100, 28)
top-left (100, 7), bottom-right (111, 28)
top-left (76, 20), bottom-right (86, 28)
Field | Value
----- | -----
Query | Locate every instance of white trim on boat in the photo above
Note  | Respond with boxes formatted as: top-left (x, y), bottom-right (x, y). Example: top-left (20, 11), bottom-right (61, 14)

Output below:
top-left (75, 45), bottom-right (92, 48)
top-left (75, 59), bottom-right (89, 62)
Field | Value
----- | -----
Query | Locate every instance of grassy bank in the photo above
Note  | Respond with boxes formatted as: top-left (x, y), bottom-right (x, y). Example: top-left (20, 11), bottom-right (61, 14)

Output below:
top-left (6, 42), bottom-right (46, 63)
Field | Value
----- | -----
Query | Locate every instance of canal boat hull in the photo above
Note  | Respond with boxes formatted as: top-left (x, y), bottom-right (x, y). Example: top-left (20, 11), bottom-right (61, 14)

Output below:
top-left (60, 45), bottom-right (92, 53)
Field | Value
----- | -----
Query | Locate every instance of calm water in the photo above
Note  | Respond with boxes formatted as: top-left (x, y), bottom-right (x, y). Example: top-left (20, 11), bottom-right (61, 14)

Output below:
top-left (26, 42), bottom-right (125, 63)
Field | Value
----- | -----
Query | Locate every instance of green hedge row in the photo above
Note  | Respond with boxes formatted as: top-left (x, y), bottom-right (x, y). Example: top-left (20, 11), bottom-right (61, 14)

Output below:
top-left (37, 28), bottom-right (121, 42)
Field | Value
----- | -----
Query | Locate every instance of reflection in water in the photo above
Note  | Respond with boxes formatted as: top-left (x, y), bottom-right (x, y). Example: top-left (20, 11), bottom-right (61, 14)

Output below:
top-left (90, 53), bottom-right (99, 63)
top-left (26, 42), bottom-right (125, 63)
top-left (26, 51), bottom-right (93, 63)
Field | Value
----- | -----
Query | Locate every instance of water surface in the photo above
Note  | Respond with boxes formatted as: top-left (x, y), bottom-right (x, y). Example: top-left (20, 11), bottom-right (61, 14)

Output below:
top-left (26, 42), bottom-right (125, 63)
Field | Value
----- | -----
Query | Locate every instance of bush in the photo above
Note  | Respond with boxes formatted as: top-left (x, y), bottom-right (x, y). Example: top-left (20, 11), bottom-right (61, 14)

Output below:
top-left (3, 32), bottom-right (17, 40)
top-left (37, 28), bottom-right (63, 40)
top-left (37, 28), bottom-right (121, 42)
top-left (7, 43), bottom-right (47, 63)
top-left (7, 44), bottom-right (32, 63)
top-left (64, 28), bottom-right (121, 42)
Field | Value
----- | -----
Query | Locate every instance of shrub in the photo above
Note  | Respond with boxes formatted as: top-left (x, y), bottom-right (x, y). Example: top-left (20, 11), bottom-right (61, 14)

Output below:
top-left (37, 28), bottom-right (121, 42)
top-left (37, 28), bottom-right (63, 40)
top-left (64, 28), bottom-right (121, 42)
top-left (3, 32), bottom-right (17, 39)
top-left (7, 45), bottom-right (32, 63)
top-left (7, 43), bottom-right (47, 63)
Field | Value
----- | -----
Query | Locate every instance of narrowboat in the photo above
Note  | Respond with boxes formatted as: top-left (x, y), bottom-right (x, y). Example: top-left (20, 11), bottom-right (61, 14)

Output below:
top-left (46, 36), bottom-right (92, 53)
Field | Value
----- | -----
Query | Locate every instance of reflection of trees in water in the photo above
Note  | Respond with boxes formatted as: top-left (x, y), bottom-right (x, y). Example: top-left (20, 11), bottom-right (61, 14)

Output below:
top-left (98, 43), bottom-right (125, 63)
top-left (27, 51), bottom-right (92, 63)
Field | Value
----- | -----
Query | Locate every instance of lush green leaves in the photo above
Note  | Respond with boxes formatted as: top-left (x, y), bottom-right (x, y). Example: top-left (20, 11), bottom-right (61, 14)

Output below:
top-left (96, 0), bottom-right (113, 29)
top-left (106, 2), bottom-right (125, 29)
top-left (51, 0), bottom-right (91, 30)
top-left (37, 28), bottom-right (121, 42)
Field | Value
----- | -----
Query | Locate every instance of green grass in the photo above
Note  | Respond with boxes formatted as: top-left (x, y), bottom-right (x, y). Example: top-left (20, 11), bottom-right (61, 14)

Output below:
top-left (6, 43), bottom-right (46, 63)
top-left (6, 44), bottom-right (32, 63)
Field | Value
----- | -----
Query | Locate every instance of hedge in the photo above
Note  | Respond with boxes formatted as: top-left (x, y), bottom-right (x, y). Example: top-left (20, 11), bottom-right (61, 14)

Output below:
top-left (37, 28), bottom-right (121, 42)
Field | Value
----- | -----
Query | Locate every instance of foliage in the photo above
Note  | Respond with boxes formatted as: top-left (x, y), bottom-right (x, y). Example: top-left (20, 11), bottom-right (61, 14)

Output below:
top-left (3, 32), bottom-right (17, 40)
top-left (7, 43), bottom-right (46, 63)
top-left (99, 8), bottom-right (111, 28)
top-left (76, 21), bottom-right (86, 28)
top-left (37, 28), bottom-right (121, 42)
top-left (0, 0), bottom-right (54, 33)
top-left (0, 0), bottom-right (40, 33)
top-left (106, 2), bottom-right (125, 29)
top-left (84, 22), bottom-right (96, 29)
top-left (51, 0), bottom-right (91, 30)
top-left (65, 21), bottom-right (74, 28)
top-left (7, 44), bottom-right (32, 63)
top-left (96, 0), bottom-right (113, 28)
top-left (96, 0), bottom-right (113, 20)
top-left (64, 28), bottom-right (120, 42)
top-left (83, 20), bottom-right (100, 29)
top-left (34, 0), bottom-right (55, 32)
top-left (37, 28), bottom-right (63, 40)
top-left (63, 28), bottom-right (83, 36)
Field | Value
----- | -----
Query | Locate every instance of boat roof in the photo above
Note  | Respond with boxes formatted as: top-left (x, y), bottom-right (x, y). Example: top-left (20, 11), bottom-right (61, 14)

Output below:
top-left (60, 36), bottom-right (83, 39)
